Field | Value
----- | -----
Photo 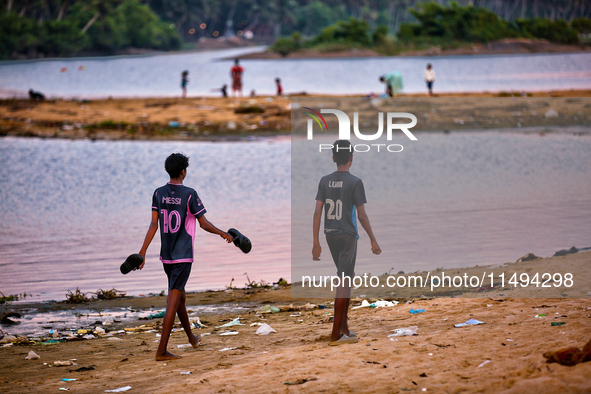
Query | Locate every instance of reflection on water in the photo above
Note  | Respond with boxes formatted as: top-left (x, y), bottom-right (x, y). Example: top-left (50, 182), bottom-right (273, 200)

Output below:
top-left (1, 48), bottom-right (590, 97)
top-left (292, 130), bottom-right (591, 281)
top-left (0, 136), bottom-right (290, 302)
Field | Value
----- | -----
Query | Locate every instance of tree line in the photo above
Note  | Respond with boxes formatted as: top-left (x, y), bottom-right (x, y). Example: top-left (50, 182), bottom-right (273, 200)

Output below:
top-left (1, 0), bottom-right (590, 59)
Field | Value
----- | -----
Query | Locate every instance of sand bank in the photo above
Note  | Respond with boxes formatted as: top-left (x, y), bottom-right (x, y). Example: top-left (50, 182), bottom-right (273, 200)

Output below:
top-left (1, 92), bottom-right (590, 141)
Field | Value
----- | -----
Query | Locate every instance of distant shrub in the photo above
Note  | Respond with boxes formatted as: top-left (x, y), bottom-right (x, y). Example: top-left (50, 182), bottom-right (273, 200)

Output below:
top-left (515, 18), bottom-right (579, 45)
top-left (397, 2), bottom-right (579, 45)
top-left (571, 18), bottom-right (591, 34)
top-left (235, 105), bottom-right (265, 114)
top-left (271, 32), bottom-right (302, 57)
top-left (372, 25), bottom-right (388, 45)
top-left (312, 18), bottom-right (371, 46)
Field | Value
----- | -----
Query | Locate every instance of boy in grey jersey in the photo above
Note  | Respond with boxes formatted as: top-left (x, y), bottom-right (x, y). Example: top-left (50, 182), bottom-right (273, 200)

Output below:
top-left (138, 153), bottom-right (233, 361)
top-left (313, 140), bottom-right (381, 346)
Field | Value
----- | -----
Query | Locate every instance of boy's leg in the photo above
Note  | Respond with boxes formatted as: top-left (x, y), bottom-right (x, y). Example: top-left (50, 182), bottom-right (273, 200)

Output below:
top-left (176, 290), bottom-right (201, 348)
top-left (331, 284), bottom-right (351, 341)
top-left (156, 289), bottom-right (184, 361)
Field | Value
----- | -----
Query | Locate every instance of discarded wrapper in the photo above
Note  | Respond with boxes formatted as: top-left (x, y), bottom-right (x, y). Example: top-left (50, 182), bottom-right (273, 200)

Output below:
top-left (216, 318), bottom-right (246, 328)
top-left (454, 318), bottom-right (485, 328)
top-left (258, 305), bottom-right (280, 314)
top-left (220, 331), bottom-right (240, 336)
top-left (388, 326), bottom-right (418, 337)
top-left (25, 350), bottom-right (41, 360)
top-left (255, 323), bottom-right (277, 335)
top-left (105, 386), bottom-right (132, 393)
top-left (54, 360), bottom-right (77, 366)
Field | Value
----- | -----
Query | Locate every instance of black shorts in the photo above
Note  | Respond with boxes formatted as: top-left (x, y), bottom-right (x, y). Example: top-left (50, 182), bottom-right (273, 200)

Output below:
top-left (163, 263), bottom-right (192, 291)
top-left (427, 81), bottom-right (433, 89)
top-left (326, 233), bottom-right (357, 278)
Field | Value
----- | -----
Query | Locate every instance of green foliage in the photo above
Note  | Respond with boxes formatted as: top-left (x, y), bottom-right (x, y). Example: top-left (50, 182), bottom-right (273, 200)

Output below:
top-left (400, 1), bottom-right (515, 43)
top-left (313, 18), bottom-right (371, 46)
top-left (270, 31), bottom-right (302, 57)
top-left (372, 25), bottom-right (388, 45)
top-left (0, 0), bottom-right (180, 59)
top-left (291, 1), bottom-right (348, 36)
top-left (398, 2), bottom-right (581, 45)
top-left (515, 18), bottom-right (579, 45)
top-left (571, 18), bottom-right (591, 35)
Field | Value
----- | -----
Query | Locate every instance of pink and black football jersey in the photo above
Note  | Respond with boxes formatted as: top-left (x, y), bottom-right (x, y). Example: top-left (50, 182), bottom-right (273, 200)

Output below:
top-left (152, 183), bottom-right (206, 263)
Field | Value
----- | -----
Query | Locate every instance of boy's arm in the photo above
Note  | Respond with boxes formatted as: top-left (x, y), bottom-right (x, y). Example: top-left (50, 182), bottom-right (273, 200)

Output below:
top-left (197, 215), bottom-right (233, 243)
top-left (312, 200), bottom-right (323, 260)
top-left (138, 210), bottom-right (159, 270)
top-left (356, 204), bottom-right (381, 255)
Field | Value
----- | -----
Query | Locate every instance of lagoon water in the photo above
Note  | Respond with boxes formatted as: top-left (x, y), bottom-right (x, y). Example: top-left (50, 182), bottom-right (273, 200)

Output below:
top-left (0, 136), bottom-right (291, 302)
top-left (1, 130), bottom-right (590, 302)
top-left (1, 48), bottom-right (591, 97)
top-left (291, 130), bottom-right (591, 282)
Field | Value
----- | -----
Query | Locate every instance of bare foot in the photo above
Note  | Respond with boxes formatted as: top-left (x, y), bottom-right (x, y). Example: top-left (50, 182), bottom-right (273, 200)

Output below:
top-left (190, 334), bottom-right (201, 349)
top-left (155, 351), bottom-right (182, 361)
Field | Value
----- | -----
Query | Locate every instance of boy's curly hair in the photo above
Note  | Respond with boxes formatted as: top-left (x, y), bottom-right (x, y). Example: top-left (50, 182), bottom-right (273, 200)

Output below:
top-left (165, 153), bottom-right (189, 178)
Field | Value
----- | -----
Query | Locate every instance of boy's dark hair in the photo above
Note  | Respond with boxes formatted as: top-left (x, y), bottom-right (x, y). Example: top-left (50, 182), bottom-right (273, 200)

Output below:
top-left (165, 153), bottom-right (189, 178)
top-left (332, 140), bottom-right (352, 165)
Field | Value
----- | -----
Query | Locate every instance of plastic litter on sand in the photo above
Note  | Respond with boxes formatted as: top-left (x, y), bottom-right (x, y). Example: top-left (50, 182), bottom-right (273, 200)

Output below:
top-left (388, 326), bottom-right (418, 337)
top-left (105, 386), bottom-right (132, 393)
top-left (216, 318), bottom-right (245, 328)
top-left (25, 350), bottom-right (40, 360)
top-left (255, 323), bottom-right (277, 335)
top-left (454, 318), bottom-right (485, 328)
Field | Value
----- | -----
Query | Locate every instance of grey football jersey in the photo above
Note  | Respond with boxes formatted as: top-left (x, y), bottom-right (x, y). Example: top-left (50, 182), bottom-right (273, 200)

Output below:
top-left (315, 171), bottom-right (366, 236)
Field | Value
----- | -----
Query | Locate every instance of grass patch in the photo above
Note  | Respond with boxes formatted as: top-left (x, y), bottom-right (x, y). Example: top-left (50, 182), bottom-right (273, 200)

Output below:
top-left (235, 106), bottom-right (265, 114)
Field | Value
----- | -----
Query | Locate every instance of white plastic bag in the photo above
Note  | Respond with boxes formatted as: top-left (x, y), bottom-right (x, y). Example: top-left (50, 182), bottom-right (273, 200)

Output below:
top-left (255, 323), bottom-right (277, 335)
top-left (388, 326), bottom-right (418, 337)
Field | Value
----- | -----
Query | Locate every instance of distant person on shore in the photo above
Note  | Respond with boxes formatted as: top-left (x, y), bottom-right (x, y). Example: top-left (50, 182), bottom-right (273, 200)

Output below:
top-left (379, 71), bottom-right (403, 97)
top-left (275, 78), bottom-right (283, 96)
top-left (28, 89), bottom-right (45, 101)
top-left (230, 59), bottom-right (244, 97)
top-left (181, 71), bottom-right (189, 98)
top-left (211, 84), bottom-right (228, 98)
top-left (138, 153), bottom-right (233, 361)
top-left (313, 140), bottom-right (381, 346)
top-left (424, 64), bottom-right (436, 96)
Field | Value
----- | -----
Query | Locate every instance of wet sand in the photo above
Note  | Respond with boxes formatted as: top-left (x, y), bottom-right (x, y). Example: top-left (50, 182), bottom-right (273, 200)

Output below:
top-left (1, 91), bottom-right (590, 141)
top-left (1, 252), bottom-right (590, 393)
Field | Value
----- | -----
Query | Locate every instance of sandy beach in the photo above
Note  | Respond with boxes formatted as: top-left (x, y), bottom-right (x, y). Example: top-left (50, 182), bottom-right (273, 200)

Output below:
top-left (1, 252), bottom-right (590, 393)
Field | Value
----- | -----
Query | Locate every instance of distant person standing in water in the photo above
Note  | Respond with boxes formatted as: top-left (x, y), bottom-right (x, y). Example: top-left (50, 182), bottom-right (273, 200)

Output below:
top-left (424, 64), bottom-right (436, 96)
top-left (181, 71), bottom-right (189, 98)
top-left (275, 78), bottom-right (283, 96)
top-left (230, 59), bottom-right (244, 97)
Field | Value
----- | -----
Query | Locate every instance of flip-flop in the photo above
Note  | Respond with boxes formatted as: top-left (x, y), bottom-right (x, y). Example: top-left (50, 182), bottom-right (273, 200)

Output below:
top-left (228, 228), bottom-right (252, 254)
top-left (328, 334), bottom-right (358, 346)
top-left (120, 254), bottom-right (144, 275)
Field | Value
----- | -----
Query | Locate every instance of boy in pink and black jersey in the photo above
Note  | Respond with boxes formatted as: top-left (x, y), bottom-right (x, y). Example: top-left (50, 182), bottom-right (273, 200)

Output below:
top-left (138, 153), bottom-right (233, 361)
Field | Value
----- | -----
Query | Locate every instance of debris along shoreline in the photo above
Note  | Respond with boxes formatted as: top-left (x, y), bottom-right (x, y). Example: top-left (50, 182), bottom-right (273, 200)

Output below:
top-left (1, 291), bottom-right (591, 393)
